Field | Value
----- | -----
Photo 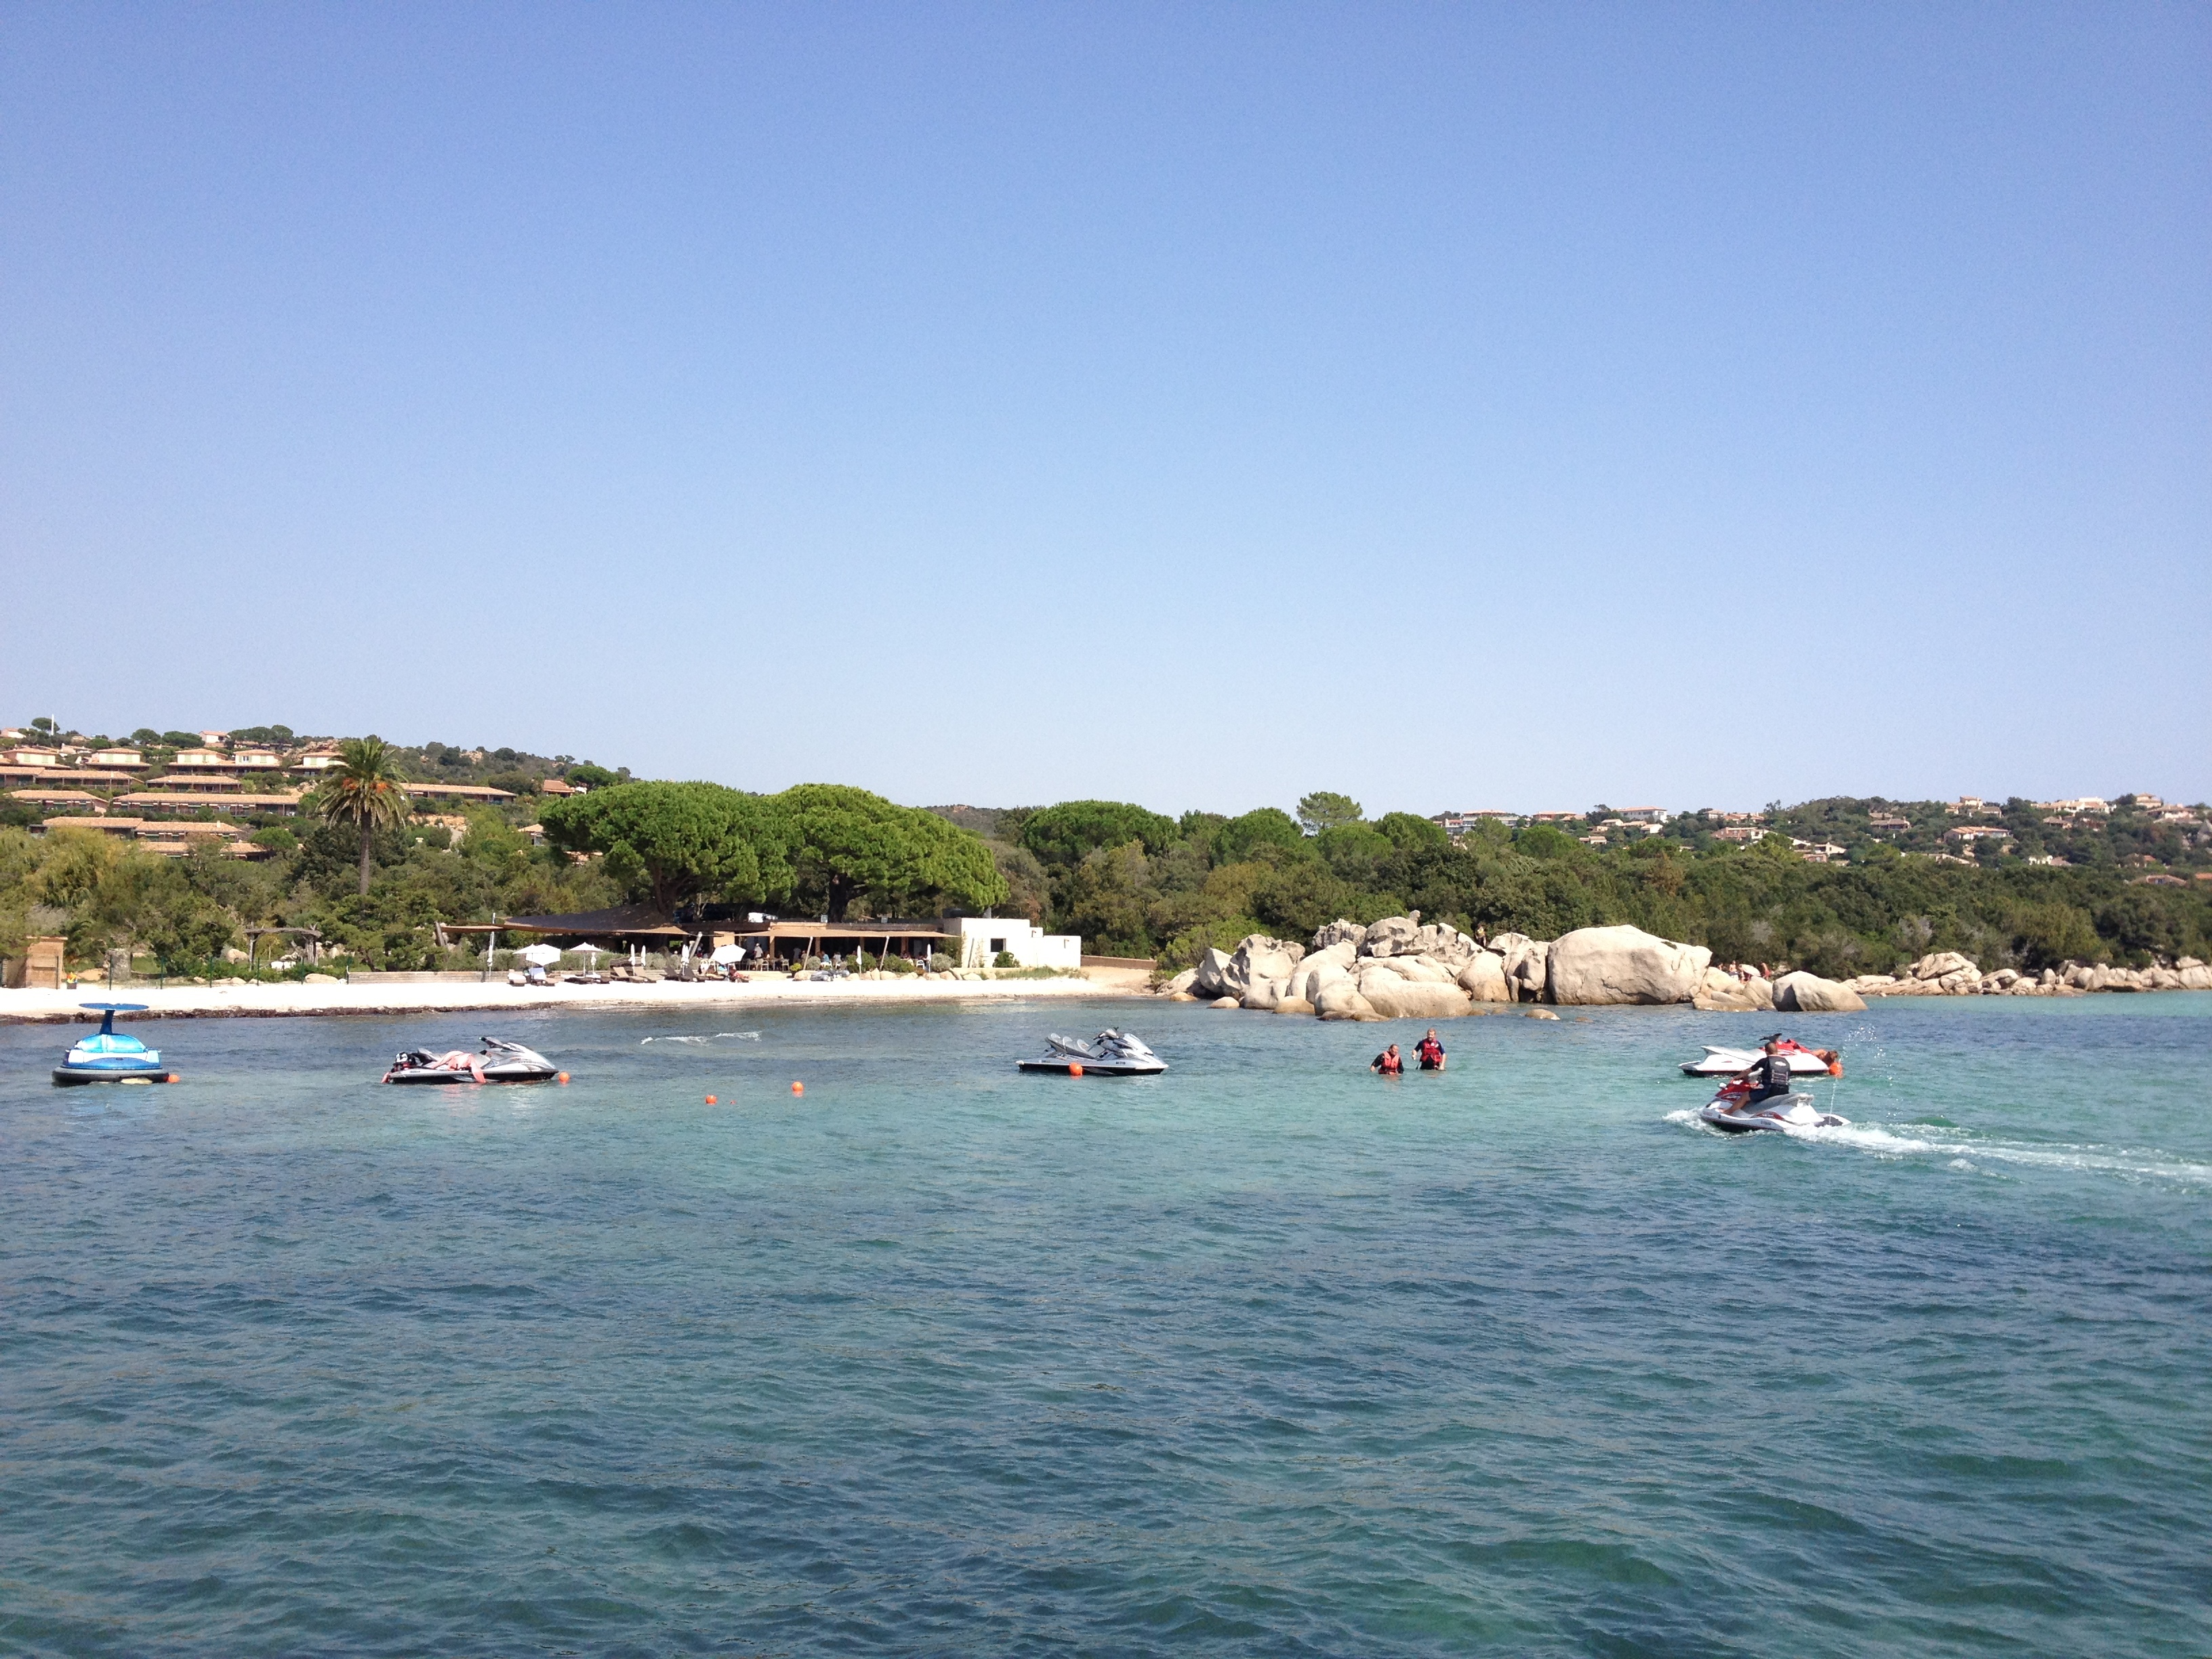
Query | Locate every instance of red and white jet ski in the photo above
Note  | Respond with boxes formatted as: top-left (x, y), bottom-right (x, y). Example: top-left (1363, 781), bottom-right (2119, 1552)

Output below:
top-left (1697, 1063), bottom-right (1847, 1134)
top-left (1680, 1036), bottom-right (1842, 1078)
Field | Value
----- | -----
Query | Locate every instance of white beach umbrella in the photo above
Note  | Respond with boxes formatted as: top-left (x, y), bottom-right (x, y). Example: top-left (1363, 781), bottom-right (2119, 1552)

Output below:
top-left (572, 942), bottom-right (605, 960)
top-left (519, 943), bottom-right (562, 965)
top-left (710, 943), bottom-right (743, 964)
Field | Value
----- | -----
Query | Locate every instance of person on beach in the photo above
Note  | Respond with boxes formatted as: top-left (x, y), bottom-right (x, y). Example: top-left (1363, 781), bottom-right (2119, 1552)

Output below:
top-left (1370, 1044), bottom-right (1403, 1076)
top-left (1414, 1029), bottom-right (1446, 1071)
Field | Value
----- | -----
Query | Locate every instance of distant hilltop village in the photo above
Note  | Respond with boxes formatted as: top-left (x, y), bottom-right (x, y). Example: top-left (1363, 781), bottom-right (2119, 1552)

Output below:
top-left (4, 717), bottom-right (2203, 884)
top-left (1425, 796), bottom-right (2207, 877)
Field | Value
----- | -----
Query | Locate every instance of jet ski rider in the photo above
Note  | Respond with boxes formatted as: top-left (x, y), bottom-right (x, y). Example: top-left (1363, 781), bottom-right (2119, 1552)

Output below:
top-left (1738, 1037), bottom-right (1795, 1107)
top-left (1414, 1029), bottom-right (1447, 1071)
top-left (1370, 1044), bottom-right (1404, 1076)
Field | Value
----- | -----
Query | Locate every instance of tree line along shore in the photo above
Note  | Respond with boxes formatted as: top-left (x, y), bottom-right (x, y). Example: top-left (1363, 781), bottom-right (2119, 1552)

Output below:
top-left (3, 726), bottom-right (2207, 991)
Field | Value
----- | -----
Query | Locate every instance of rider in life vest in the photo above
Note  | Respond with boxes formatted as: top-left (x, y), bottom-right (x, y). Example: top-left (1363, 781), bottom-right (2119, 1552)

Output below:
top-left (1414, 1029), bottom-right (1446, 1071)
top-left (1717, 1038), bottom-right (1797, 1108)
top-left (1370, 1044), bottom-right (1404, 1076)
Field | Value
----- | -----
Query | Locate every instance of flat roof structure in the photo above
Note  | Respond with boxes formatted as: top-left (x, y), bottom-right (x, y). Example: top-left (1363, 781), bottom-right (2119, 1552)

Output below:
top-left (405, 782), bottom-right (517, 802)
top-left (123, 792), bottom-right (305, 815)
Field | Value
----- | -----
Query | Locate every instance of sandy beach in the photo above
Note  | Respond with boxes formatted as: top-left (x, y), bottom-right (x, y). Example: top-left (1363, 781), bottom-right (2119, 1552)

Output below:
top-left (0, 968), bottom-right (1152, 1024)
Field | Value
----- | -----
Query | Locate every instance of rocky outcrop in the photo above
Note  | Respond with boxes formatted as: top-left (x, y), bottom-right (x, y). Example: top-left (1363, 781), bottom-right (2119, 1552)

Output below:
top-left (1192, 948), bottom-right (1237, 999)
top-left (1359, 916), bottom-right (1423, 958)
top-left (1353, 955), bottom-right (1472, 1020)
top-left (1546, 926), bottom-right (1712, 1006)
top-left (1314, 977), bottom-right (1381, 1021)
top-left (1166, 909), bottom-right (2209, 1019)
top-left (1193, 935), bottom-right (1305, 1002)
top-left (1492, 935), bottom-right (1551, 1003)
top-left (1692, 966), bottom-right (1774, 1011)
top-left (1456, 953), bottom-right (1512, 1002)
top-left (1292, 941), bottom-right (1359, 1004)
top-left (1772, 970), bottom-right (1866, 1012)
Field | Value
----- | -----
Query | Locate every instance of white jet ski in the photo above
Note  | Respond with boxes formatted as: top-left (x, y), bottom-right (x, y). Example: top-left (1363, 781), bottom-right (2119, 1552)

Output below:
top-left (1680, 1036), bottom-right (1840, 1078)
top-left (1018, 1029), bottom-right (1168, 1076)
top-left (1700, 1092), bottom-right (1848, 1134)
top-left (383, 1037), bottom-right (562, 1085)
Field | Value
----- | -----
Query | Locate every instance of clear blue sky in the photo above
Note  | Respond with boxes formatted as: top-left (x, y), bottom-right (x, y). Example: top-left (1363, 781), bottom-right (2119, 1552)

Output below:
top-left (4, 3), bottom-right (2207, 814)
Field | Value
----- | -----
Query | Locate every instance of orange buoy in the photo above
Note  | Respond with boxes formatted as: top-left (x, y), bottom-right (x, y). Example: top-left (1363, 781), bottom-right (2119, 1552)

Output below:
top-left (791, 1080), bottom-right (804, 1096)
top-left (166, 1073), bottom-right (179, 1084)
top-left (705, 1094), bottom-right (717, 1105)
top-left (1067, 1063), bottom-right (1083, 1078)
top-left (557, 1072), bottom-right (570, 1084)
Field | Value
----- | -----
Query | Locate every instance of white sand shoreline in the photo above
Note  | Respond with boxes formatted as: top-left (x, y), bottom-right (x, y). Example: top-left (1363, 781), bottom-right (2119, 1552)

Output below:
top-left (0, 970), bottom-right (1151, 1024)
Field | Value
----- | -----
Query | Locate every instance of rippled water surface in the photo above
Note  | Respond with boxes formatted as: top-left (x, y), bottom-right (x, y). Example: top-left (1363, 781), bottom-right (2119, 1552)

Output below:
top-left (3, 995), bottom-right (2208, 1656)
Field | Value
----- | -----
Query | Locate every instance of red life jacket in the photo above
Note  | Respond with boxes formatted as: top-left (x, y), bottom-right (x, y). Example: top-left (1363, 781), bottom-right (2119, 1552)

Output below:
top-left (1374, 1050), bottom-right (1402, 1075)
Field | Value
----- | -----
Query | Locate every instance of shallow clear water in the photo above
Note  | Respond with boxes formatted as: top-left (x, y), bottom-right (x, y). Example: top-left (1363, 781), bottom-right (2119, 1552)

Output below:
top-left (3, 995), bottom-right (2208, 1656)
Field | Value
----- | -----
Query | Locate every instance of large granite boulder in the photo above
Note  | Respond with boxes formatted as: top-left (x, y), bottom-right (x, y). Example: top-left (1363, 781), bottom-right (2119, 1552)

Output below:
top-left (1456, 953), bottom-right (1512, 1002)
top-left (1406, 923), bottom-right (1479, 968)
top-left (1311, 919), bottom-right (1368, 952)
top-left (1231, 934), bottom-right (1305, 991)
top-left (2182, 964), bottom-right (2212, 991)
top-left (1359, 916), bottom-right (1423, 958)
top-left (1692, 966), bottom-right (1774, 1011)
top-left (1315, 978), bottom-right (1382, 1021)
top-left (1545, 926), bottom-right (1711, 1005)
top-left (1195, 935), bottom-right (1303, 1000)
top-left (1497, 937), bottom-right (1551, 1002)
top-left (1355, 960), bottom-right (1473, 1019)
top-left (1164, 968), bottom-right (1198, 996)
top-left (1192, 948), bottom-right (1237, 999)
top-left (1906, 950), bottom-right (1977, 981)
top-left (1293, 941), bottom-right (1359, 1004)
top-left (1361, 955), bottom-right (1458, 986)
top-left (1773, 970), bottom-right (1866, 1012)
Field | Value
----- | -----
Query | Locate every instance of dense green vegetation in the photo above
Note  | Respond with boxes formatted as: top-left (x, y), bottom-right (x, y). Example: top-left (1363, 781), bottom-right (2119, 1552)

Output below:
top-left (965, 796), bottom-right (2212, 977)
top-left (541, 781), bottom-right (1005, 922)
top-left (0, 772), bottom-right (1008, 978)
top-left (0, 808), bottom-right (622, 977)
top-left (4, 714), bottom-right (2205, 981)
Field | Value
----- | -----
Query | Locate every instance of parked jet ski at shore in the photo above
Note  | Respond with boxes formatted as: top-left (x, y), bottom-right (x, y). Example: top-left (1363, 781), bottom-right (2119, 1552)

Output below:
top-left (1680, 1036), bottom-right (1841, 1078)
top-left (52, 1003), bottom-right (174, 1085)
top-left (383, 1038), bottom-right (563, 1085)
top-left (1018, 1029), bottom-right (1168, 1076)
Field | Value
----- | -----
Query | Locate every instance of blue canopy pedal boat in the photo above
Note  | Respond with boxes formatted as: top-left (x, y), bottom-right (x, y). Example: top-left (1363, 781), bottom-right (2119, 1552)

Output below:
top-left (53, 1003), bottom-right (175, 1086)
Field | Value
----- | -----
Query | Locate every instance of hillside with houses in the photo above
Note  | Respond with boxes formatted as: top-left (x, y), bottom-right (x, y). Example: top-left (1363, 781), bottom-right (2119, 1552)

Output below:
top-left (2, 716), bottom-right (2207, 987)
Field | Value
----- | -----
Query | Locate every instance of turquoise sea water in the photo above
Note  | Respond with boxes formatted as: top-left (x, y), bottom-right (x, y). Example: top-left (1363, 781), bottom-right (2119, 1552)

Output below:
top-left (2, 995), bottom-right (2208, 1656)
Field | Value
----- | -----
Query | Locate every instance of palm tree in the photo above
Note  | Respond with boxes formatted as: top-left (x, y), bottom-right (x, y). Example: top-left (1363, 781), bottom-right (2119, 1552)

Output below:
top-left (314, 737), bottom-right (411, 896)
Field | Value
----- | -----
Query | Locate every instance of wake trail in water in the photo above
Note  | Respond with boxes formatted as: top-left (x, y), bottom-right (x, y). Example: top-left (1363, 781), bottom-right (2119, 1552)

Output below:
top-left (640, 1032), bottom-right (762, 1045)
top-left (1666, 1109), bottom-right (2212, 1190)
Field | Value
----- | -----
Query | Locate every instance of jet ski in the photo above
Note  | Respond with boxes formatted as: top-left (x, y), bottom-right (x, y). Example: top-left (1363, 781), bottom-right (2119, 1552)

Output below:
top-left (52, 1003), bottom-right (173, 1085)
top-left (382, 1037), bottom-right (562, 1085)
top-left (1017, 1029), bottom-right (1168, 1076)
top-left (1700, 1092), bottom-right (1848, 1134)
top-left (1680, 1036), bottom-right (1841, 1078)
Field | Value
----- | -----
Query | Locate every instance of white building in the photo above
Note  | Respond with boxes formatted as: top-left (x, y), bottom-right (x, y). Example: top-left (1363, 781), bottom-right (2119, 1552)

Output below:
top-left (945, 916), bottom-right (1083, 970)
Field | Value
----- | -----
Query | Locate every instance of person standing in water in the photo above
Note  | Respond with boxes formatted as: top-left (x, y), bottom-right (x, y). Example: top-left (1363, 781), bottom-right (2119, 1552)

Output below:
top-left (1370, 1043), bottom-right (1403, 1076)
top-left (1414, 1029), bottom-right (1446, 1071)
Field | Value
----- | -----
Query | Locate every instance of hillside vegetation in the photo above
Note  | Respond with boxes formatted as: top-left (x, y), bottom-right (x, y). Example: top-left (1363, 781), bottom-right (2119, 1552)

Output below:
top-left (3, 716), bottom-right (2205, 979)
